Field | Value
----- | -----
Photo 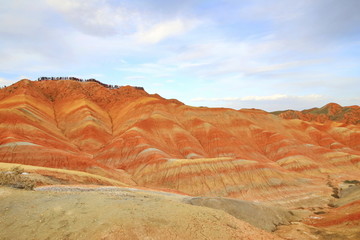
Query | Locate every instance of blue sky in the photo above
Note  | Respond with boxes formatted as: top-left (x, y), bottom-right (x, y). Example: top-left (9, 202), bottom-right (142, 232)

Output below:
top-left (0, 0), bottom-right (359, 111)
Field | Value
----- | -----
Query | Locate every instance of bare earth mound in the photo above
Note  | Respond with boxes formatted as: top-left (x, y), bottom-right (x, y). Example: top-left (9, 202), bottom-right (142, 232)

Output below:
top-left (0, 187), bottom-right (282, 240)
top-left (185, 197), bottom-right (303, 231)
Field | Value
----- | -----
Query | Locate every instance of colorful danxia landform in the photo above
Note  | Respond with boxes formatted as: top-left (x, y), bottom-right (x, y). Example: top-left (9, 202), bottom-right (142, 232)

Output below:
top-left (1, 79), bottom-right (359, 201)
top-left (1, 79), bottom-right (360, 239)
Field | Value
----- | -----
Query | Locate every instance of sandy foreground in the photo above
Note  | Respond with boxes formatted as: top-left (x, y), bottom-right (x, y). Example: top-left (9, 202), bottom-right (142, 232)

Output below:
top-left (0, 186), bottom-right (283, 240)
top-left (1, 184), bottom-right (360, 240)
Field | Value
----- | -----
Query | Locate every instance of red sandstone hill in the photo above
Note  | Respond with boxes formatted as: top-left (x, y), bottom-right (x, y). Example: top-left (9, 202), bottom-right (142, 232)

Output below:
top-left (0, 79), bottom-right (359, 204)
top-left (272, 103), bottom-right (360, 125)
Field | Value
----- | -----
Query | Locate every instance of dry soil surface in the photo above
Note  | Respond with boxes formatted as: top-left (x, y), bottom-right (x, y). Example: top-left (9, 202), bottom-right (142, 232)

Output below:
top-left (0, 186), bottom-right (283, 240)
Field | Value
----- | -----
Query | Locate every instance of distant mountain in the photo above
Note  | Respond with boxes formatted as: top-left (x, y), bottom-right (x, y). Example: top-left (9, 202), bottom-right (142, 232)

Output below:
top-left (272, 103), bottom-right (360, 125)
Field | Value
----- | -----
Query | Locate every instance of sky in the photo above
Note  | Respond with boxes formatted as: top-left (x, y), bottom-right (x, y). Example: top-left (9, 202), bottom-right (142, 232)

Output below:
top-left (0, 0), bottom-right (359, 111)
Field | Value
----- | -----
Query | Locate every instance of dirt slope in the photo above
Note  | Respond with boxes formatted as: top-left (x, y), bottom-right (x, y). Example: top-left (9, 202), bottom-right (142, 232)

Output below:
top-left (0, 186), bottom-right (283, 240)
top-left (185, 197), bottom-right (303, 231)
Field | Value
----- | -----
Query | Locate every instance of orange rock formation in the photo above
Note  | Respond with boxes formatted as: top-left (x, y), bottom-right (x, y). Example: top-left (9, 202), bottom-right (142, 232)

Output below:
top-left (0, 79), bottom-right (359, 207)
top-left (272, 103), bottom-right (360, 125)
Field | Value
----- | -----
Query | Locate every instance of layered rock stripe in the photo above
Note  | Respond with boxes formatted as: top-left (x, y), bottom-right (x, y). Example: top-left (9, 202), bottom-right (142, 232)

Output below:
top-left (1, 79), bottom-right (359, 206)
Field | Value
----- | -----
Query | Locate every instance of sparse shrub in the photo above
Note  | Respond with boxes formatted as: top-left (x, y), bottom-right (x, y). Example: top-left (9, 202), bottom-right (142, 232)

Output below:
top-left (327, 203), bottom-right (336, 208)
top-left (11, 166), bottom-right (24, 175)
top-left (0, 166), bottom-right (35, 190)
top-left (344, 180), bottom-right (360, 185)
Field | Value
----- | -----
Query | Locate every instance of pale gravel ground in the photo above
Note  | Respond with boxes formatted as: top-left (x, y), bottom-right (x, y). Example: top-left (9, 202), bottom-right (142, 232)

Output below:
top-left (0, 186), bottom-right (284, 240)
top-left (35, 185), bottom-right (191, 201)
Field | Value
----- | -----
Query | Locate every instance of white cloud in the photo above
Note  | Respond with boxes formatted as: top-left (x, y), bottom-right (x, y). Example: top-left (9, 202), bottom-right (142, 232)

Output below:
top-left (46, 0), bottom-right (136, 36)
top-left (136, 18), bottom-right (200, 44)
top-left (0, 78), bottom-right (9, 85)
top-left (178, 61), bottom-right (211, 69)
top-left (47, 0), bottom-right (202, 43)
top-left (189, 94), bottom-right (331, 111)
top-left (241, 94), bottom-right (288, 101)
top-left (245, 59), bottom-right (327, 75)
top-left (152, 82), bottom-right (163, 86)
top-left (240, 0), bottom-right (309, 22)
top-left (162, 37), bottom-right (329, 81)
top-left (191, 94), bottom-right (323, 102)
top-left (125, 76), bottom-right (146, 80)
top-left (0, 0), bottom-right (358, 112)
top-left (117, 63), bottom-right (177, 77)
top-left (0, 48), bottom-right (58, 73)
top-left (242, 0), bottom-right (360, 46)
top-left (0, 76), bottom-right (30, 86)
